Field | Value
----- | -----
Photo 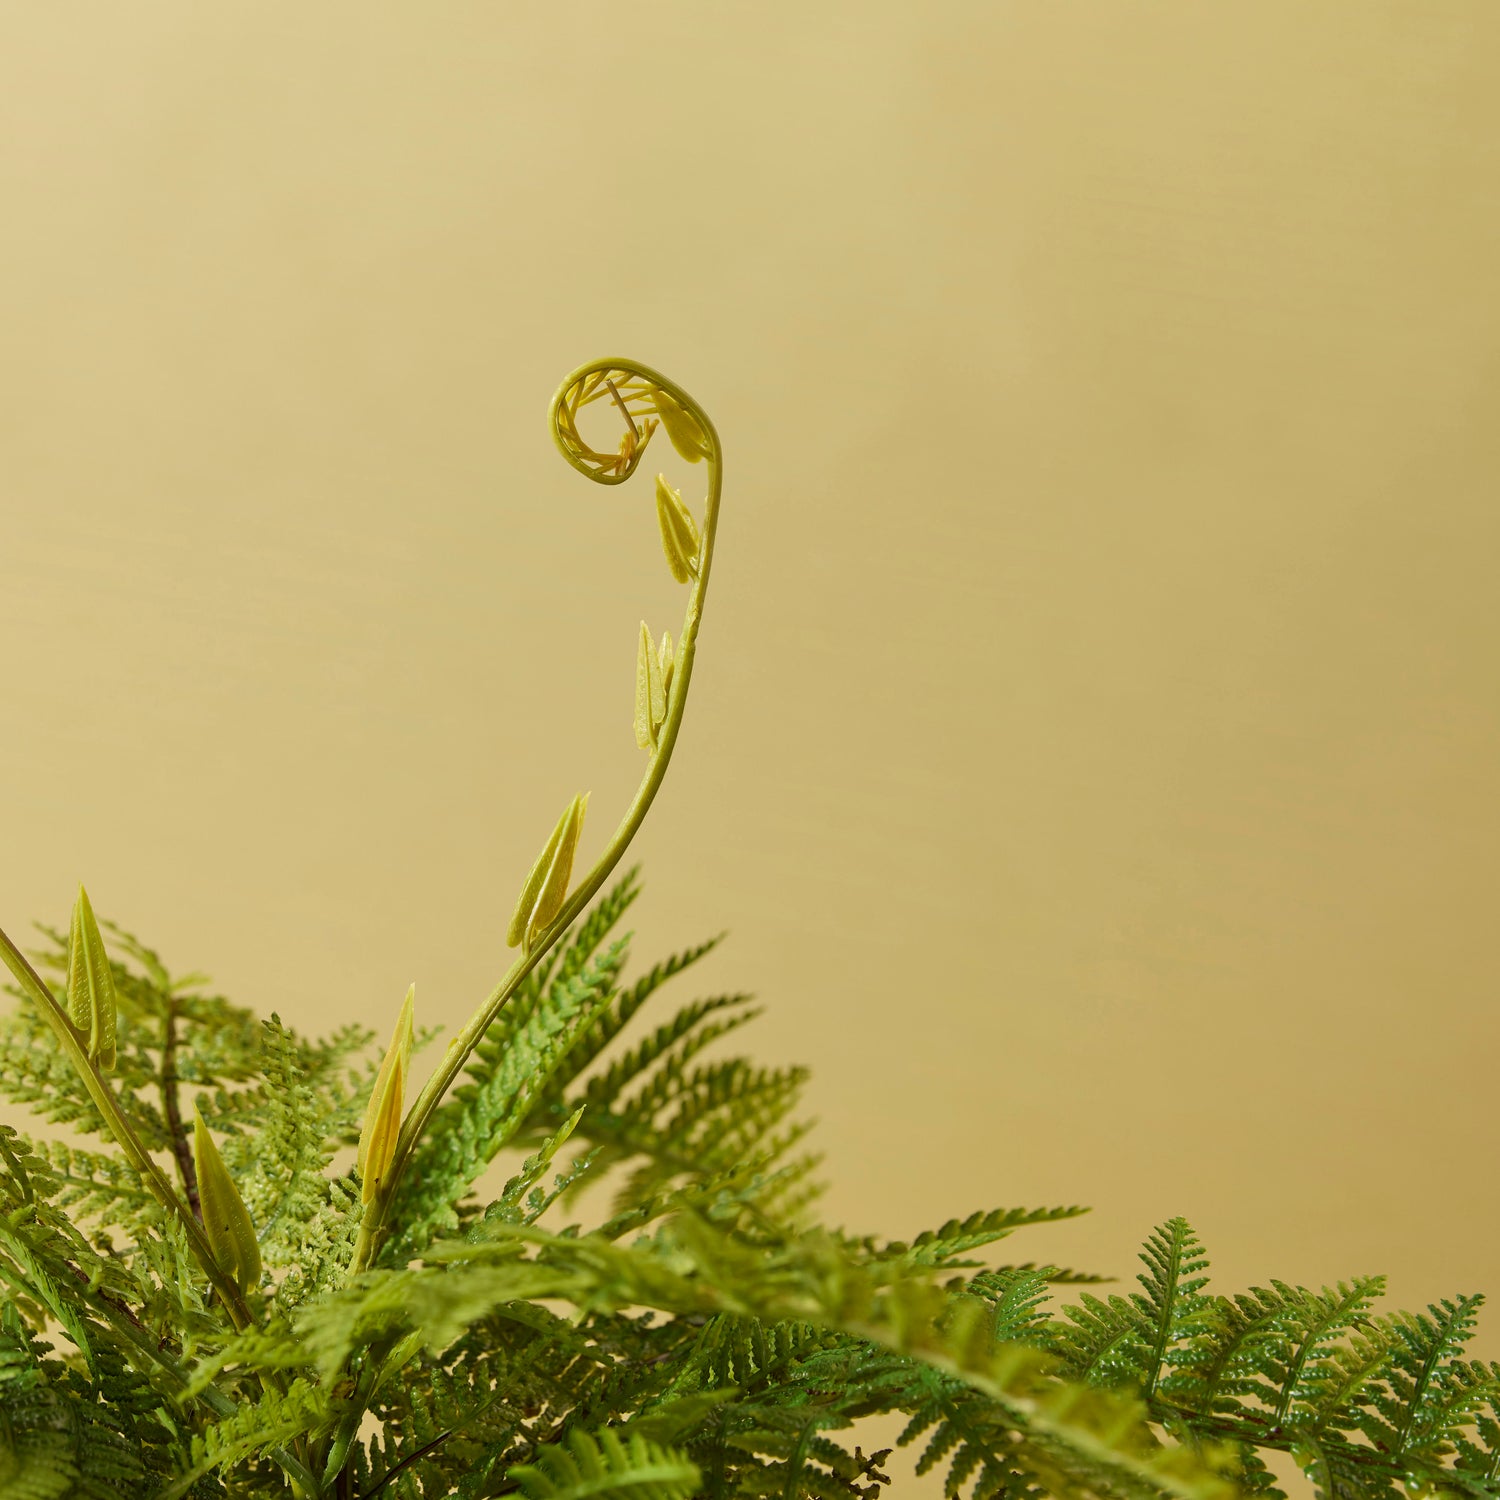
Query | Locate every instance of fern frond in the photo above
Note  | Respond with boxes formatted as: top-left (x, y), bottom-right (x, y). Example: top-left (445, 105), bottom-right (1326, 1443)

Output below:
top-left (23, 1137), bottom-right (158, 1236)
top-left (390, 938), bottom-right (631, 1257)
top-left (0, 1312), bottom-right (176, 1500)
top-left (508, 1427), bottom-right (699, 1500)
top-left (568, 993), bottom-right (758, 1125)
top-left (210, 1016), bottom-right (351, 1286)
top-left (849, 1207), bottom-right (1090, 1273)
top-left (968, 1267), bottom-right (1059, 1347)
top-left (158, 1375), bottom-right (329, 1499)
top-left (1134, 1220), bottom-right (1215, 1403)
top-left (0, 1003), bottom-right (167, 1149)
top-left (535, 936), bottom-right (727, 1120)
top-left (1359, 1295), bottom-right (1494, 1464)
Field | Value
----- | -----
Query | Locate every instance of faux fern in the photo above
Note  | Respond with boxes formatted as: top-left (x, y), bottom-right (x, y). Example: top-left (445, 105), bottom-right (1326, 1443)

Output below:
top-left (2, 359), bottom-right (1495, 1500)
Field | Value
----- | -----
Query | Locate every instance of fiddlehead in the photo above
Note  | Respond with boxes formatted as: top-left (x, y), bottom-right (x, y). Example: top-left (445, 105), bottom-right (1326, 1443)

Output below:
top-left (350, 357), bottom-right (722, 1268)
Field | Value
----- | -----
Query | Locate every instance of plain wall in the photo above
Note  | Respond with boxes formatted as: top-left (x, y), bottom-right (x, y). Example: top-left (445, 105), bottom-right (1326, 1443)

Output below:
top-left (3, 5), bottom-right (1498, 1490)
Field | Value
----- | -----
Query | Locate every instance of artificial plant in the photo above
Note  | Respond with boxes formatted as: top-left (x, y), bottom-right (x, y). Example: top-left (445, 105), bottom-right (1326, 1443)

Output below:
top-left (1, 361), bottom-right (1496, 1500)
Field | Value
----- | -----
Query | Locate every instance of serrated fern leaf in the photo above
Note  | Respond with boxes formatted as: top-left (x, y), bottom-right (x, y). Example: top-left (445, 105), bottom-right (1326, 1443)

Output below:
top-left (1255, 1278), bottom-right (1387, 1430)
top-left (0, 1319), bottom-right (166, 1500)
top-left (968, 1267), bottom-right (1058, 1346)
top-left (158, 1376), bottom-right (328, 1499)
top-left (1133, 1219), bottom-right (1215, 1403)
top-left (390, 939), bottom-right (631, 1256)
top-left (855, 1207), bottom-right (1090, 1273)
top-left (212, 1016), bottom-right (348, 1283)
top-left (508, 1427), bottom-right (699, 1500)
top-left (1359, 1296), bottom-right (1494, 1463)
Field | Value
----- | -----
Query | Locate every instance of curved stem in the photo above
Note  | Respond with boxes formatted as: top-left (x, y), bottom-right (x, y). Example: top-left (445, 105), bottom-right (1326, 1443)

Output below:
top-left (350, 358), bottom-right (722, 1273)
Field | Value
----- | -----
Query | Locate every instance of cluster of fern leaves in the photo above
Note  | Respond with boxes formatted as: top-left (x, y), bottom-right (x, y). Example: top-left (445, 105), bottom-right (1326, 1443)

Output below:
top-left (2, 868), bottom-right (1497, 1500)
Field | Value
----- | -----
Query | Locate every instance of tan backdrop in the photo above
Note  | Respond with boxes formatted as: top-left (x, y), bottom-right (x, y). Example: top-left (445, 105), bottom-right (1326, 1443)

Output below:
top-left (3, 3), bottom-right (1498, 1490)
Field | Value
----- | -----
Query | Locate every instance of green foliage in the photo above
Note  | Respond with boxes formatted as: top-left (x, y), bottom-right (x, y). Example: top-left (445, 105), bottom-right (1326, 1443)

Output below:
top-left (2, 880), bottom-right (1498, 1500)
top-left (508, 1428), bottom-right (699, 1500)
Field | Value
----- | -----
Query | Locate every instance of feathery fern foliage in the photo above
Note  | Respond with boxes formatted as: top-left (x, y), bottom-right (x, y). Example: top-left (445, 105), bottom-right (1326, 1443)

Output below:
top-left (2, 876), bottom-right (1496, 1500)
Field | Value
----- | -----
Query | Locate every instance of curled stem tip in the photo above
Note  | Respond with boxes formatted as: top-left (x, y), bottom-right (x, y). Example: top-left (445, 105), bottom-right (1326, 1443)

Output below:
top-left (354, 358), bottom-right (721, 1273)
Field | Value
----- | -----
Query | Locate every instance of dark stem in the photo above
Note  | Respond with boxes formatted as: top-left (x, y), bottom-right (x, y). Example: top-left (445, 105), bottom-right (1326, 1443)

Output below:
top-left (159, 998), bottom-right (201, 1222)
top-left (357, 1391), bottom-right (522, 1499)
top-left (356, 1426), bottom-right (455, 1500)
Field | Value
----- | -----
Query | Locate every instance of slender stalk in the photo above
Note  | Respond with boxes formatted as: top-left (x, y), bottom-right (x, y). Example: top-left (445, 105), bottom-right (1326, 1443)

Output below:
top-left (0, 930), bottom-right (321, 1494)
top-left (0, 926), bottom-right (253, 1327)
top-left (349, 358), bottom-right (722, 1274)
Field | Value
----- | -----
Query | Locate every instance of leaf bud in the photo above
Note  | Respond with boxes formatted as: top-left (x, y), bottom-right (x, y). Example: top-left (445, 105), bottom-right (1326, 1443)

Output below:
top-left (650, 386), bottom-right (711, 463)
top-left (67, 885), bottom-right (117, 1072)
top-left (656, 631), bottom-right (675, 713)
top-left (654, 474), bottom-right (702, 584)
top-left (506, 792), bottom-right (589, 952)
top-left (193, 1107), bottom-right (262, 1294)
top-left (634, 621), bottom-right (666, 752)
top-left (357, 983), bottom-right (415, 1206)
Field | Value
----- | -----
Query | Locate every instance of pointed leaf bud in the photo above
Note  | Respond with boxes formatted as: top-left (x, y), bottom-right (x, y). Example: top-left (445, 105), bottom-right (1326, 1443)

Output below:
top-left (651, 386), bottom-right (711, 463)
top-left (655, 474), bottom-right (701, 584)
top-left (193, 1108), bottom-right (261, 1294)
top-left (634, 621), bottom-right (662, 752)
top-left (358, 984), bottom-right (414, 1205)
top-left (67, 886), bottom-right (117, 1072)
top-left (506, 792), bottom-right (589, 952)
top-left (656, 631), bottom-right (674, 723)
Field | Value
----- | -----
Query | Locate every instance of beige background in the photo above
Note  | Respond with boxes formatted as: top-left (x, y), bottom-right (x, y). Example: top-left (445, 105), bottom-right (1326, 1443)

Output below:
top-left (3, 3), bottom-right (1498, 1489)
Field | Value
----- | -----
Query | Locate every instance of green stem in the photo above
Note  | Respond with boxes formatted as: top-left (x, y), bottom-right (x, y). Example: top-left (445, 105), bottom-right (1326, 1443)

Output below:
top-left (0, 928), bottom-right (319, 1494)
top-left (349, 358), bottom-right (722, 1274)
top-left (0, 926), bottom-right (255, 1327)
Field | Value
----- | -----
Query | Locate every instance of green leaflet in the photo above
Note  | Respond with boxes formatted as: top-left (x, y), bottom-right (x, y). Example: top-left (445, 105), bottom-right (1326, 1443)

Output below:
top-left (155, 1376), bottom-right (327, 1500)
top-left (657, 630), bottom-right (675, 705)
top-left (650, 386), bottom-right (711, 464)
top-left (653, 474), bottom-right (701, 584)
top-left (635, 620), bottom-right (663, 752)
top-left (509, 1427), bottom-right (700, 1500)
top-left (66, 886), bottom-right (116, 1073)
top-left (635, 624), bottom-right (677, 753)
top-left (358, 985), bottom-right (414, 1205)
top-left (508, 793), bottom-right (589, 952)
top-left (193, 1107), bottom-right (261, 1294)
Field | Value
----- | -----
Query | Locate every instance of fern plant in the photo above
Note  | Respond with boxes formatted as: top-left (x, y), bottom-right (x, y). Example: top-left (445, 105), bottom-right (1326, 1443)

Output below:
top-left (2, 359), bottom-right (1496, 1500)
